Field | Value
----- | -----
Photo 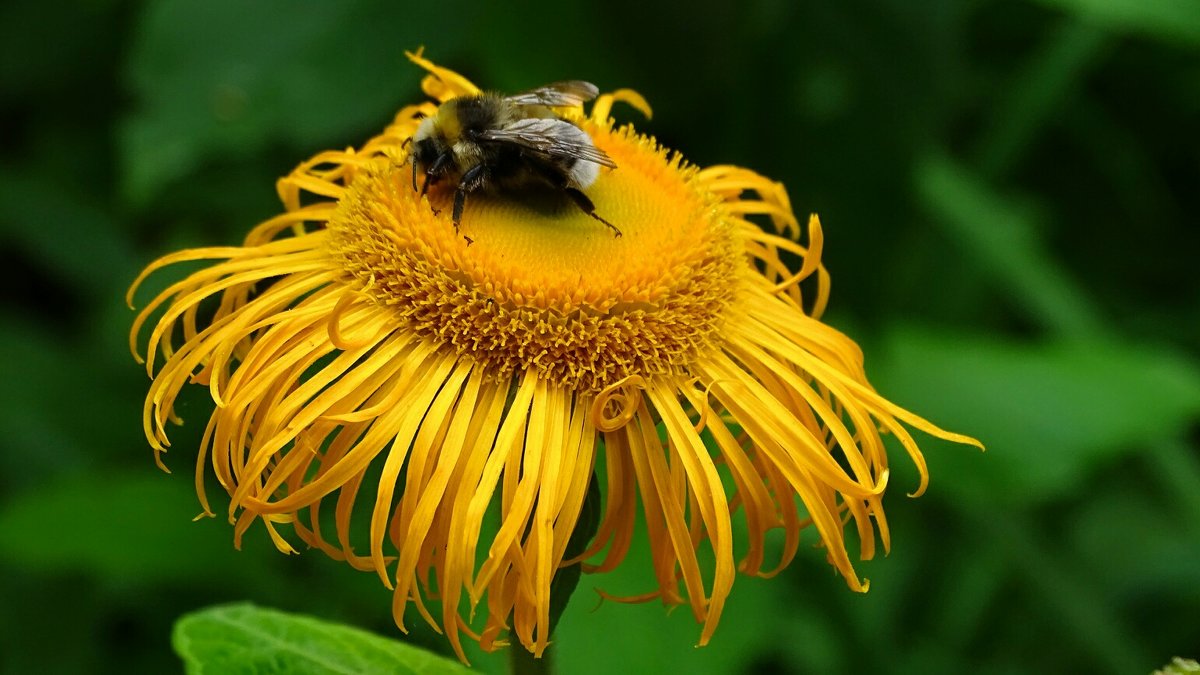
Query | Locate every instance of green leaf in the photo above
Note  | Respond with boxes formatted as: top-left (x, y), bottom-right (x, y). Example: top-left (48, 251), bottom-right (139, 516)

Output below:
top-left (969, 22), bottom-right (1108, 177)
top-left (875, 326), bottom-right (1200, 505)
top-left (916, 152), bottom-right (1104, 339)
top-left (1070, 485), bottom-right (1200, 598)
top-left (173, 604), bottom-right (475, 675)
top-left (0, 171), bottom-right (139, 296)
top-left (1030, 0), bottom-right (1200, 48)
top-left (0, 316), bottom-right (150, 473)
top-left (119, 0), bottom-right (467, 206)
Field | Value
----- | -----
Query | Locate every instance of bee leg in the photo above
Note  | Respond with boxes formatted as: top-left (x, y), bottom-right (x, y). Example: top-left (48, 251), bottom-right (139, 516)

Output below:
top-left (423, 176), bottom-right (441, 216)
top-left (453, 164), bottom-right (488, 235)
top-left (422, 152), bottom-right (453, 198)
top-left (397, 138), bottom-right (416, 186)
top-left (565, 187), bottom-right (622, 237)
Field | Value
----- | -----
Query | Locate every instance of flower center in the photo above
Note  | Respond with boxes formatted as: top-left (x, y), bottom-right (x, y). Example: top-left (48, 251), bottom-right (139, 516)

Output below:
top-left (327, 122), bottom-right (742, 391)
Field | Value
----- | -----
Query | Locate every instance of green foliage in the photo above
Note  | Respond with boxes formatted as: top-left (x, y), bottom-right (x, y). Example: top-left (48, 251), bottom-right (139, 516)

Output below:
top-left (174, 604), bottom-right (475, 675)
top-left (120, 0), bottom-right (467, 206)
top-left (1, 0), bottom-right (1198, 673)
top-left (0, 471), bottom-right (266, 584)
top-left (878, 328), bottom-right (1200, 503)
top-left (1031, 0), bottom-right (1200, 47)
top-left (916, 154), bottom-right (1105, 338)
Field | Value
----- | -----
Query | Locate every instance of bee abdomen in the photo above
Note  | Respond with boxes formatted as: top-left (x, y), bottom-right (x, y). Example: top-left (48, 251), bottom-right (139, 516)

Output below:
top-left (567, 156), bottom-right (599, 189)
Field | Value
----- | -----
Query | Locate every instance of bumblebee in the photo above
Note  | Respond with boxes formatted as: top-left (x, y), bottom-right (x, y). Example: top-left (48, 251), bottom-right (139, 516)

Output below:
top-left (408, 81), bottom-right (621, 237)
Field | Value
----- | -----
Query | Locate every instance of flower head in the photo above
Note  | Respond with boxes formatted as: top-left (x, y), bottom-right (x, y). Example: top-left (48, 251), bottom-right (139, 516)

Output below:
top-left (129, 51), bottom-right (980, 660)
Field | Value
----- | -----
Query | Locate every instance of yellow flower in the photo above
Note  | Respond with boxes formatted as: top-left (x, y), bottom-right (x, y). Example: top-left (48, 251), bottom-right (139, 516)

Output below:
top-left (128, 52), bottom-right (980, 661)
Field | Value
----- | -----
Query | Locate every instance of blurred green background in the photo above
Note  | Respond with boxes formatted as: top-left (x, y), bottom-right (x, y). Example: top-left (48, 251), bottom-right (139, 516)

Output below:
top-left (2, 0), bottom-right (1198, 673)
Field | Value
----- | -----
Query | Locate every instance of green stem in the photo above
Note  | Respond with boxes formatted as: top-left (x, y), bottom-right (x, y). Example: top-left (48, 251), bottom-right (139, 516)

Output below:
top-left (965, 505), bottom-right (1150, 674)
top-left (507, 474), bottom-right (598, 675)
top-left (1147, 437), bottom-right (1200, 533)
top-left (974, 20), bottom-right (1107, 179)
top-left (509, 645), bottom-right (553, 675)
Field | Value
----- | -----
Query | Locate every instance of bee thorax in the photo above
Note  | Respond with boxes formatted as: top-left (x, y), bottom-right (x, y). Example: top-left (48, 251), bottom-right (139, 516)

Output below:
top-left (452, 141), bottom-right (487, 173)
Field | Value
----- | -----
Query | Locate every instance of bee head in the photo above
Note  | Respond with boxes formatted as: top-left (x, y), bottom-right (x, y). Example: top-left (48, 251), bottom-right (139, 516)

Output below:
top-left (410, 113), bottom-right (457, 194)
top-left (411, 116), bottom-right (444, 167)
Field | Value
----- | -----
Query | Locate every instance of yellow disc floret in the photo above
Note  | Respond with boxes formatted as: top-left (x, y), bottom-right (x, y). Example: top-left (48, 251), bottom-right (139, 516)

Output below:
top-left (327, 121), bottom-right (740, 392)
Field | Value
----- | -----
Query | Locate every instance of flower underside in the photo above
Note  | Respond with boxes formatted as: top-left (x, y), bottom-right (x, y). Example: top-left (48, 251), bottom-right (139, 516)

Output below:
top-left (129, 51), bottom-right (981, 661)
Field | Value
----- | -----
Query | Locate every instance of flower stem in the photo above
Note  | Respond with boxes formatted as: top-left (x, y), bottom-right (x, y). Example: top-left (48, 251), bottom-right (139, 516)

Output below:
top-left (509, 646), bottom-right (553, 675)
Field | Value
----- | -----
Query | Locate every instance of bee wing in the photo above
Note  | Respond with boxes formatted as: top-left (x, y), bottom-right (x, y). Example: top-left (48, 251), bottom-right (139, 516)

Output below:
top-left (505, 81), bottom-right (600, 107)
top-left (477, 118), bottom-right (617, 168)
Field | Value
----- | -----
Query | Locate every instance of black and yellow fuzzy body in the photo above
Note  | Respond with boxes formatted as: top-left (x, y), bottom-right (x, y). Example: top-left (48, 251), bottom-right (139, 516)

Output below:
top-left (408, 82), bottom-right (621, 237)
